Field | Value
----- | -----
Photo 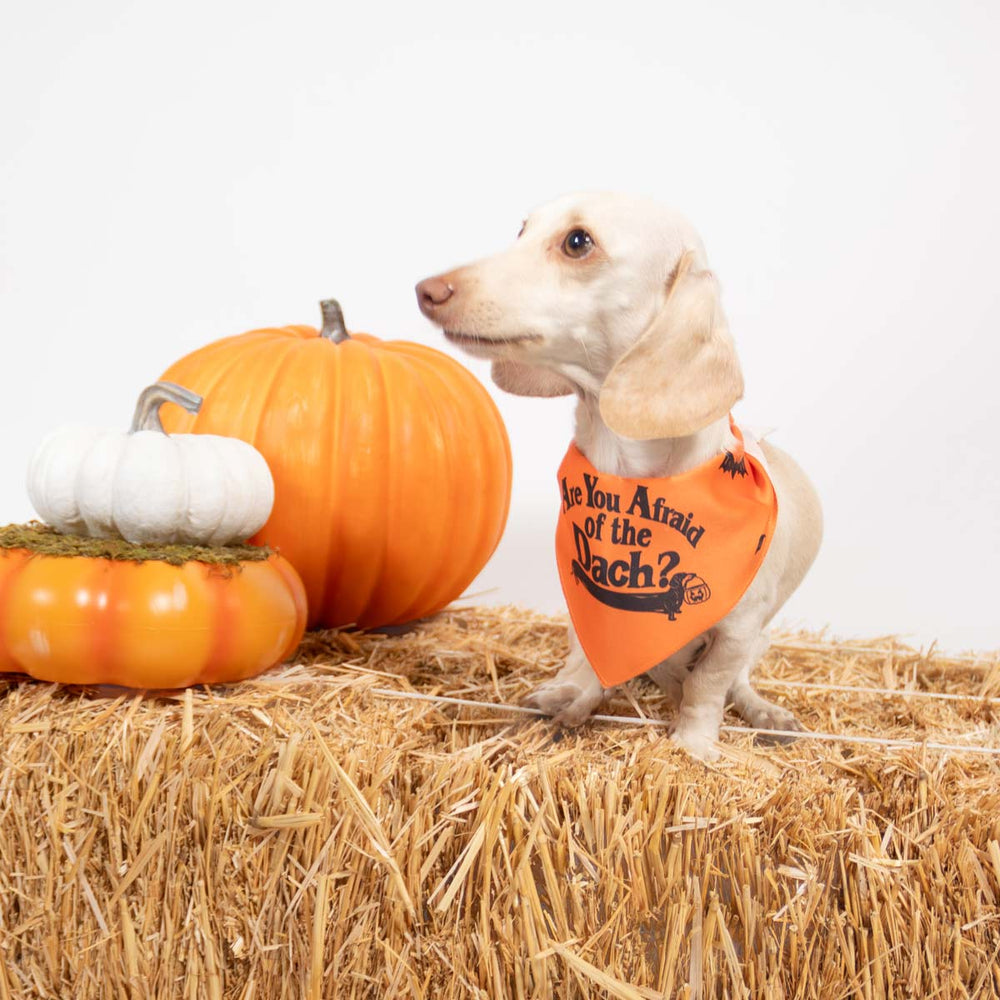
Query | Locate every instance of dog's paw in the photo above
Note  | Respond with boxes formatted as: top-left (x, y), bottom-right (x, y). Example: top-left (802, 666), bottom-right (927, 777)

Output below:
top-left (745, 707), bottom-right (804, 746)
top-left (670, 724), bottom-right (721, 763)
top-left (522, 680), bottom-right (602, 727)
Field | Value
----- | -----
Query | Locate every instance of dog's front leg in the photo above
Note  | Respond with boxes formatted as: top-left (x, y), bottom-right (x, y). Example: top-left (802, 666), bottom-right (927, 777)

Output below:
top-left (522, 624), bottom-right (609, 726)
top-left (671, 627), bottom-right (763, 761)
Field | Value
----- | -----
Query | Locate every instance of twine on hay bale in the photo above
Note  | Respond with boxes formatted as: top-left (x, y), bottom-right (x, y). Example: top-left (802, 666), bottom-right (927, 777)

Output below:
top-left (1, 605), bottom-right (999, 999)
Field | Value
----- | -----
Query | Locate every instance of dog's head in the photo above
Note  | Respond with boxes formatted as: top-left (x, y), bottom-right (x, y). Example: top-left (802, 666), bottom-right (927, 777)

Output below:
top-left (416, 191), bottom-right (743, 439)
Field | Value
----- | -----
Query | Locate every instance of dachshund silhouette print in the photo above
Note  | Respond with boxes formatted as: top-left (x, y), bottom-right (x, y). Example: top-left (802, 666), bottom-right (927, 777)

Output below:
top-left (570, 561), bottom-right (712, 621)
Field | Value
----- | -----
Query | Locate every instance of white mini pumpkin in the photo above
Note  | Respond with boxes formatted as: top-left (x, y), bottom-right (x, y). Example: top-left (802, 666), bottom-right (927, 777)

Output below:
top-left (27, 382), bottom-right (275, 546)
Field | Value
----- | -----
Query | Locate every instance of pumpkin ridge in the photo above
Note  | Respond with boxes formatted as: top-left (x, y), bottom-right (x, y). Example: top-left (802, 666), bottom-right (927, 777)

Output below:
top-left (87, 555), bottom-right (120, 684)
top-left (474, 373), bottom-right (513, 543)
top-left (369, 351), bottom-right (430, 624)
top-left (444, 375), bottom-right (497, 612)
top-left (285, 337), bottom-right (344, 625)
top-left (361, 347), bottom-right (437, 626)
top-left (212, 336), bottom-right (298, 432)
top-left (244, 336), bottom-right (306, 479)
top-left (439, 370), bottom-right (510, 610)
top-left (334, 339), bottom-right (393, 626)
top-left (367, 346), bottom-right (405, 625)
top-left (268, 555), bottom-right (308, 658)
top-left (203, 563), bottom-right (238, 684)
top-left (165, 336), bottom-right (275, 434)
top-left (385, 353), bottom-right (461, 624)
top-left (244, 337), bottom-right (309, 444)
top-left (315, 336), bottom-right (347, 622)
top-left (403, 359), bottom-right (497, 617)
top-left (227, 336), bottom-right (305, 550)
top-left (0, 550), bottom-right (31, 670)
top-left (468, 378), bottom-right (513, 580)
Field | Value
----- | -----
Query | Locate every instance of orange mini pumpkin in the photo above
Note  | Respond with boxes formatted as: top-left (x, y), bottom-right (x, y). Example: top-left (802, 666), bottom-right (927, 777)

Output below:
top-left (159, 301), bottom-right (512, 629)
top-left (0, 539), bottom-right (307, 688)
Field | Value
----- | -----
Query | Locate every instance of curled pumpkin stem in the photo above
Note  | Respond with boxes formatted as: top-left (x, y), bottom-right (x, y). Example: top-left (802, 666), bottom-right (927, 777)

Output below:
top-left (130, 381), bottom-right (203, 434)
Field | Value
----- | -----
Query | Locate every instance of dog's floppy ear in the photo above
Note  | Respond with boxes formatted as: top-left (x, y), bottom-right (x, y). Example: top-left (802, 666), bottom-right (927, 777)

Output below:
top-left (598, 252), bottom-right (743, 439)
top-left (491, 361), bottom-right (575, 397)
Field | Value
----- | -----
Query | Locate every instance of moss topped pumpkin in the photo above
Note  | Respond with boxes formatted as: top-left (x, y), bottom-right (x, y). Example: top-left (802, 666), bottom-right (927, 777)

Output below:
top-left (0, 524), bottom-right (307, 688)
top-left (159, 300), bottom-right (512, 629)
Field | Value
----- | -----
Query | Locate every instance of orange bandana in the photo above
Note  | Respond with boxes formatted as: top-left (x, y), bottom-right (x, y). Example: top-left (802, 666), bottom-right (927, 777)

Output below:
top-left (555, 421), bottom-right (778, 687)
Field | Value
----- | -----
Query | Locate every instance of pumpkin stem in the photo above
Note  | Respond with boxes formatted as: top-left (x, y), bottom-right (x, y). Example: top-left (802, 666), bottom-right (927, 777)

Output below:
top-left (319, 299), bottom-right (350, 343)
top-left (130, 381), bottom-right (203, 434)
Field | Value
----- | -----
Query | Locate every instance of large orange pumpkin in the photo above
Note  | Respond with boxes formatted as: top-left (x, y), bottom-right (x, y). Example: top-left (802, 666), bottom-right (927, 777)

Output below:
top-left (0, 547), bottom-right (307, 688)
top-left (159, 301), bottom-right (512, 629)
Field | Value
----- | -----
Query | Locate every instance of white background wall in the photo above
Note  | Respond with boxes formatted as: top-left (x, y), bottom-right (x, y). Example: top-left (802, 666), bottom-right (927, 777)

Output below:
top-left (2, 0), bottom-right (998, 651)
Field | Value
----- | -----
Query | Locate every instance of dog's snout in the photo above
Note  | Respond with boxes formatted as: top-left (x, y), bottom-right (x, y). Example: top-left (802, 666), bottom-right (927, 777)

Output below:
top-left (416, 276), bottom-right (454, 317)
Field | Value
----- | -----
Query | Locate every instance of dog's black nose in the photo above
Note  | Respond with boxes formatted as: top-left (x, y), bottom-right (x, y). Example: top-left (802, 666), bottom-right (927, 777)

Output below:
top-left (416, 276), bottom-right (454, 317)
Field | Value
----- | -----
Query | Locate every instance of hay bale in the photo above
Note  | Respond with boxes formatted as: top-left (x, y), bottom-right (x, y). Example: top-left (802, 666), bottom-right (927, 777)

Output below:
top-left (1, 606), bottom-right (998, 998)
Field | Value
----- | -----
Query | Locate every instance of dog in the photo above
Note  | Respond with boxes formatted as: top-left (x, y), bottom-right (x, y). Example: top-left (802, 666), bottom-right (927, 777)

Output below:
top-left (415, 192), bottom-right (822, 760)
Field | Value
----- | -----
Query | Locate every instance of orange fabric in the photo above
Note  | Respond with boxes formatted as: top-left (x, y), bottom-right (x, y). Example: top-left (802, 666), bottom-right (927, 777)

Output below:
top-left (555, 420), bottom-right (778, 687)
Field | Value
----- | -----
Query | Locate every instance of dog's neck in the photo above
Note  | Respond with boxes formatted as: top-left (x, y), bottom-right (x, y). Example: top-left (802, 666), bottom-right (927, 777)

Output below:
top-left (573, 394), bottom-right (731, 479)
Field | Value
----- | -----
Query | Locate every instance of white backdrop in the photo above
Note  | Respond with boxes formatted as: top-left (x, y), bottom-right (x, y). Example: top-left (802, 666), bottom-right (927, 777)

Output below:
top-left (2, 0), bottom-right (998, 651)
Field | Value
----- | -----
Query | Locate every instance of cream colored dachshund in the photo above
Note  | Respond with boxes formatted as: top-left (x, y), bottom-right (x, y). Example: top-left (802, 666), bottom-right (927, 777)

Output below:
top-left (416, 192), bottom-right (822, 760)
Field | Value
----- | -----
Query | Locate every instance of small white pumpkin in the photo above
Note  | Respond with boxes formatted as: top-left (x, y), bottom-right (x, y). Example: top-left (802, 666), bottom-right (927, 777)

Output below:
top-left (27, 382), bottom-right (275, 546)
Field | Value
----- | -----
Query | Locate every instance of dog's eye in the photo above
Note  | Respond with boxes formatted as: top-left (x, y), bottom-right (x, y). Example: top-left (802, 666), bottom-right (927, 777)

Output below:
top-left (517, 220), bottom-right (526, 238)
top-left (562, 228), bottom-right (594, 259)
